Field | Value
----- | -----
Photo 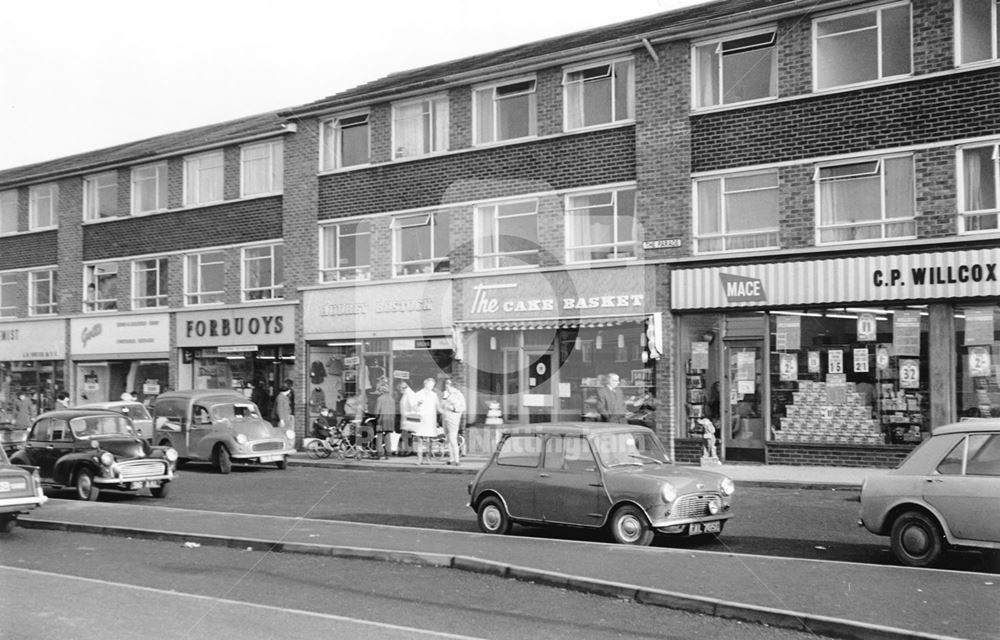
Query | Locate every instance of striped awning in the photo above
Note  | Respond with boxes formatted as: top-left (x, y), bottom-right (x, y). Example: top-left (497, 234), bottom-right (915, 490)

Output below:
top-left (456, 316), bottom-right (645, 331)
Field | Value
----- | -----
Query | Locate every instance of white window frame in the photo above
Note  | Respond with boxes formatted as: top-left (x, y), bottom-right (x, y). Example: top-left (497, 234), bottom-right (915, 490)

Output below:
top-left (242, 244), bottom-right (284, 301)
top-left (28, 269), bottom-right (56, 316)
top-left (563, 57), bottom-right (635, 130)
top-left (391, 212), bottom-right (450, 277)
top-left (83, 172), bottom-right (119, 221)
top-left (320, 221), bottom-right (372, 282)
top-left (391, 95), bottom-right (450, 160)
top-left (0, 190), bottom-right (17, 235)
top-left (84, 262), bottom-right (119, 312)
top-left (183, 150), bottom-right (225, 206)
top-left (814, 154), bottom-right (916, 245)
top-left (241, 139), bottom-right (283, 198)
top-left (0, 272), bottom-right (17, 317)
top-left (813, 2), bottom-right (912, 91)
top-left (29, 184), bottom-right (57, 230)
top-left (132, 257), bottom-right (168, 309)
top-left (474, 199), bottom-right (540, 270)
top-left (131, 162), bottom-right (168, 215)
top-left (321, 112), bottom-right (371, 170)
top-left (957, 141), bottom-right (1000, 234)
top-left (184, 251), bottom-right (226, 306)
top-left (692, 29), bottom-right (778, 109)
top-left (473, 76), bottom-right (538, 145)
top-left (564, 187), bottom-right (637, 264)
top-left (956, 0), bottom-right (1000, 66)
top-left (693, 170), bottom-right (780, 254)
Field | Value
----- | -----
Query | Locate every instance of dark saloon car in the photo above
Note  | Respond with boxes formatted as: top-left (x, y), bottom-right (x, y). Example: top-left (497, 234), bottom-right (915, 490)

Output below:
top-left (468, 422), bottom-right (735, 546)
top-left (10, 409), bottom-right (177, 501)
top-left (0, 444), bottom-right (47, 532)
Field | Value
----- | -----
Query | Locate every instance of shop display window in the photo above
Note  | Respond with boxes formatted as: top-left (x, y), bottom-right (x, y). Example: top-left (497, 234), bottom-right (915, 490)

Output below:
top-left (956, 304), bottom-right (1000, 418)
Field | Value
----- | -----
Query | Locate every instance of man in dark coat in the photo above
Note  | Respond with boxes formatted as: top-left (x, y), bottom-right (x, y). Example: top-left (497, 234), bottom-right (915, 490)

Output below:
top-left (596, 373), bottom-right (627, 423)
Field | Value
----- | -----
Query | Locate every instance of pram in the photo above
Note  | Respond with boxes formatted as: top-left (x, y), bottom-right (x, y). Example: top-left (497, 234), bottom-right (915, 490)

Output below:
top-left (303, 418), bottom-right (355, 459)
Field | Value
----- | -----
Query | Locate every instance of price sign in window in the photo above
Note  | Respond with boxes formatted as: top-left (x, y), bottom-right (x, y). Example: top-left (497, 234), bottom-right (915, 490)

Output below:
top-left (779, 353), bottom-right (798, 381)
top-left (899, 359), bottom-right (920, 389)
top-left (828, 349), bottom-right (844, 374)
top-left (969, 346), bottom-right (992, 378)
top-left (857, 313), bottom-right (877, 341)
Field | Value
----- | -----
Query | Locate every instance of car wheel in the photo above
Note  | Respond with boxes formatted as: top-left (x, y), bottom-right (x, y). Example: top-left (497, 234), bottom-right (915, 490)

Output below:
top-left (477, 496), bottom-right (512, 535)
top-left (890, 510), bottom-right (944, 567)
top-left (150, 482), bottom-right (170, 499)
top-left (214, 445), bottom-right (233, 475)
top-left (275, 456), bottom-right (288, 470)
top-left (75, 468), bottom-right (100, 501)
top-left (610, 505), bottom-right (654, 546)
top-left (0, 516), bottom-right (15, 533)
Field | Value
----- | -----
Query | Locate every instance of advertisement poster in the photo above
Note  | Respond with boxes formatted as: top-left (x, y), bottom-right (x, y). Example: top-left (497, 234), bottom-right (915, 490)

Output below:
top-left (853, 348), bottom-right (870, 373)
top-left (774, 315), bottom-right (801, 351)
top-left (893, 310), bottom-right (922, 357)
top-left (857, 313), bottom-right (877, 342)
top-left (736, 351), bottom-right (756, 380)
top-left (691, 341), bottom-right (709, 371)
top-left (964, 308), bottom-right (995, 346)
top-left (899, 359), bottom-right (920, 389)
top-left (807, 351), bottom-right (821, 373)
top-left (828, 349), bottom-right (844, 374)
top-left (779, 353), bottom-right (798, 381)
top-left (876, 346), bottom-right (891, 371)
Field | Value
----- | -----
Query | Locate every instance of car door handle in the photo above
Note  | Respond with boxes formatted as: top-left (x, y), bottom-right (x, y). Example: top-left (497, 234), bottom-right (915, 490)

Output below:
top-left (925, 478), bottom-right (943, 483)
top-left (538, 473), bottom-right (551, 478)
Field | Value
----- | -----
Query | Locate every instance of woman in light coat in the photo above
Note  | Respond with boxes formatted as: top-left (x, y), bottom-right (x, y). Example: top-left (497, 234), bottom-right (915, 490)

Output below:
top-left (407, 377), bottom-right (441, 465)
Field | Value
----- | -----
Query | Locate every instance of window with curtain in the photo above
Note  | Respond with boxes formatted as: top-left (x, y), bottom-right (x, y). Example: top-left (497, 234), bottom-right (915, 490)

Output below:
top-left (29, 184), bottom-right (57, 229)
top-left (564, 59), bottom-right (634, 129)
top-left (0, 190), bottom-right (16, 235)
top-left (320, 221), bottom-right (372, 282)
top-left (84, 172), bottom-right (118, 221)
top-left (565, 188), bottom-right (636, 263)
top-left (184, 151), bottom-right (224, 206)
top-left (957, 0), bottom-right (1000, 65)
top-left (241, 140), bottom-right (283, 197)
top-left (132, 163), bottom-right (167, 214)
top-left (392, 96), bottom-right (449, 159)
top-left (474, 78), bottom-right (537, 144)
top-left (814, 2), bottom-right (911, 90)
top-left (816, 156), bottom-right (915, 244)
top-left (695, 170), bottom-right (779, 253)
top-left (474, 199), bottom-right (540, 269)
top-left (132, 257), bottom-right (168, 308)
top-left (322, 114), bottom-right (370, 169)
top-left (85, 262), bottom-right (118, 311)
top-left (960, 143), bottom-right (999, 232)
top-left (243, 244), bottom-right (284, 301)
top-left (0, 272), bottom-right (17, 317)
top-left (185, 251), bottom-right (225, 305)
top-left (392, 211), bottom-right (450, 276)
top-left (694, 30), bottom-right (777, 107)
top-left (29, 269), bottom-right (57, 316)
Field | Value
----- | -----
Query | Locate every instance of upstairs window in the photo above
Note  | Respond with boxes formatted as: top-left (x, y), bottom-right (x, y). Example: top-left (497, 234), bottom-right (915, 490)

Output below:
top-left (131, 163), bottom-right (167, 215)
top-left (815, 156), bottom-right (915, 244)
top-left (694, 31), bottom-right (777, 107)
top-left (29, 184), bottom-right (57, 230)
top-left (0, 272), bottom-right (16, 317)
top-left (132, 257), bottom-right (168, 308)
top-left (84, 172), bottom-right (118, 221)
top-left (184, 151), bottom-right (224, 206)
top-left (474, 199), bottom-right (540, 270)
top-left (959, 143), bottom-right (1000, 233)
top-left (0, 190), bottom-right (16, 235)
top-left (814, 3), bottom-right (911, 90)
top-left (320, 221), bottom-right (371, 282)
top-left (695, 171), bottom-right (780, 253)
top-left (242, 244), bottom-right (284, 301)
top-left (29, 269), bottom-right (56, 316)
top-left (565, 188), bottom-right (636, 263)
top-left (85, 263), bottom-right (118, 312)
top-left (393, 96), bottom-right (449, 159)
top-left (957, 0), bottom-right (1000, 65)
top-left (322, 114), bottom-right (370, 170)
top-left (392, 212), bottom-right (449, 276)
top-left (474, 78), bottom-right (537, 144)
top-left (564, 59), bottom-right (634, 129)
top-left (185, 251), bottom-right (225, 305)
top-left (241, 140), bottom-right (283, 197)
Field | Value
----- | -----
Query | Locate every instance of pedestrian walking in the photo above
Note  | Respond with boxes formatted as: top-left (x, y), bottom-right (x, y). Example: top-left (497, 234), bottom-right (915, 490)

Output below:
top-left (13, 391), bottom-right (35, 428)
top-left (374, 382), bottom-right (395, 460)
top-left (440, 378), bottom-right (465, 466)
top-left (275, 385), bottom-right (294, 432)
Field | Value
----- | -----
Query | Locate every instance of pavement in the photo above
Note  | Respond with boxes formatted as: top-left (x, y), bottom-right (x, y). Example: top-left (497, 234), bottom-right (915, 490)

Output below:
top-left (18, 455), bottom-right (1000, 640)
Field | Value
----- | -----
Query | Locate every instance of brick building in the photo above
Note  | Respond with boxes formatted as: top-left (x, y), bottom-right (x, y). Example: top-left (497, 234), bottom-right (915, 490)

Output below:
top-left (1, 0), bottom-right (998, 467)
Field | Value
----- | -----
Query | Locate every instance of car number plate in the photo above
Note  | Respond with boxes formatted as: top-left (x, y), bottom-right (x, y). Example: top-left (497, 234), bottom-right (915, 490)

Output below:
top-left (689, 521), bottom-right (721, 535)
top-left (259, 454), bottom-right (282, 463)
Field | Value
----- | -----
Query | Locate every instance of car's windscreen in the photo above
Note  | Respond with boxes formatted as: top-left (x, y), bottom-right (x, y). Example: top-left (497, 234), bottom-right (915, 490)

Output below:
top-left (117, 404), bottom-right (151, 420)
top-left (70, 415), bottom-right (134, 438)
top-left (592, 431), bottom-right (669, 466)
top-left (211, 403), bottom-right (262, 421)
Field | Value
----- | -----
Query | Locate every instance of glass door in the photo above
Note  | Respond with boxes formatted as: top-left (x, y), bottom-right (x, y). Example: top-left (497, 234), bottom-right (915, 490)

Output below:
top-left (724, 340), bottom-right (765, 461)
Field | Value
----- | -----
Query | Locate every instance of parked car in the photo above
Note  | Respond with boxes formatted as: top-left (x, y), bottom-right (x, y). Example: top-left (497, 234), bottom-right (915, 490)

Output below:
top-left (9, 409), bottom-right (177, 501)
top-left (0, 443), bottom-right (47, 532)
top-left (77, 401), bottom-right (154, 440)
top-left (859, 419), bottom-right (1000, 567)
top-left (468, 422), bottom-right (735, 546)
top-left (151, 390), bottom-right (295, 473)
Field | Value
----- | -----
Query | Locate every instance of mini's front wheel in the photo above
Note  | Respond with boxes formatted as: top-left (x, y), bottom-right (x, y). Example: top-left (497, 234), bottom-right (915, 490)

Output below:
top-left (610, 505), bottom-right (654, 546)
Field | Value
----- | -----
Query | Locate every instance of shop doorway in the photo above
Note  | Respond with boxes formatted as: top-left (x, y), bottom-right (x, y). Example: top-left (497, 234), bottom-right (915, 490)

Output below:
top-left (525, 350), bottom-right (554, 423)
top-left (723, 340), bottom-right (765, 462)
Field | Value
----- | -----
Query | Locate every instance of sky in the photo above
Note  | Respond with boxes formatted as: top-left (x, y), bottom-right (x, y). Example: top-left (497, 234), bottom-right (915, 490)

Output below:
top-left (0, 0), bottom-right (706, 170)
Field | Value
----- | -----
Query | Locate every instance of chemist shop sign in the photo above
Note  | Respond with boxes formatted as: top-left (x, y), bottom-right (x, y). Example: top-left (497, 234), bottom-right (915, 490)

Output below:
top-left (71, 314), bottom-right (170, 356)
top-left (0, 319), bottom-right (66, 361)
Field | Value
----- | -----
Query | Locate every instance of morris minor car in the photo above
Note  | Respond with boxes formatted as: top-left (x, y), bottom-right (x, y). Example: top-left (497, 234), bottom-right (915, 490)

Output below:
top-left (0, 444), bottom-right (47, 532)
top-left (10, 409), bottom-right (177, 501)
top-left (151, 390), bottom-right (295, 473)
top-left (468, 423), bottom-right (735, 546)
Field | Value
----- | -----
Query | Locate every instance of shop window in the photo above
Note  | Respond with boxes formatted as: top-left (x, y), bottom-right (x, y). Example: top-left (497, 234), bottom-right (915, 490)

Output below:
top-left (474, 199), bottom-right (539, 269)
top-left (564, 58), bottom-right (634, 130)
top-left (85, 262), bottom-right (118, 311)
top-left (0, 190), bottom-right (16, 235)
top-left (565, 187), bottom-right (636, 263)
top-left (0, 272), bottom-right (16, 317)
top-left (241, 140), bottom-right (283, 197)
top-left (183, 151), bottom-right (224, 206)
top-left (131, 163), bottom-right (167, 215)
top-left (322, 113), bottom-right (370, 170)
top-left (695, 170), bottom-right (779, 253)
top-left (185, 251), bottom-right (225, 305)
top-left (392, 96), bottom-right (449, 159)
top-left (243, 244), bottom-right (284, 301)
top-left (392, 211), bottom-right (449, 276)
top-left (815, 156), bottom-right (915, 244)
top-left (29, 184), bottom-right (57, 230)
top-left (132, 257), bottom-right (168, 308)
top-left (474, 77), bottom-right (537, 144)
top-left (84, 172), bottom-right (118, 221)
top-left (957, 0), bottom-right (1000, 65)
top-left (814, 3), bottom-right (911, 90)
top-left (956, 304), bottom-right (1000, 419)
top-left (959, 143), bottom-right (999, 233)
top-left (29, 269), bottom-right (57, 316)
top-left (320, 221), bottom-right (371, 282)
top-left (693, 30), bottom-right (776, 108)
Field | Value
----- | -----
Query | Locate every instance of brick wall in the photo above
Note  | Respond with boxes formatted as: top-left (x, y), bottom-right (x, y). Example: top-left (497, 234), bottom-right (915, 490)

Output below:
top-left (765, 442), bottom-right (914, 468)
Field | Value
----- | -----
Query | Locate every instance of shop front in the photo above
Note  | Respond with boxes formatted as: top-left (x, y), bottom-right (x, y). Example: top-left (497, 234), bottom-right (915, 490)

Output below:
top-left (671, 247), bottom-right (1000, 467)
top-left (302, 280), bottom-right (454, 427)
top-left (0, 319), bottom-right (66, 419)
top-left (175, 305), bottom-right (297, 420)
top-left (456, 266), bottom-right (660, 431)
top-left (70, 314), bottom-right (169, 406)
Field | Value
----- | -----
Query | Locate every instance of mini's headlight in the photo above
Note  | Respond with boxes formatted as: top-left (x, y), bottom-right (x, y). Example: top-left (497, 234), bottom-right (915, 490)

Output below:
top-left (165, 448), bottom-right (178, 462)
top-left (99, 451), bottom-right (114, 467)
top-left (235, 433), bottom-right (249, 445)
top-left (720, 477), bottom-right (735, 496)
top-left (661, 483), bottom-right (677, 503)
top-left (285, 429), bottom-right (295, 441)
